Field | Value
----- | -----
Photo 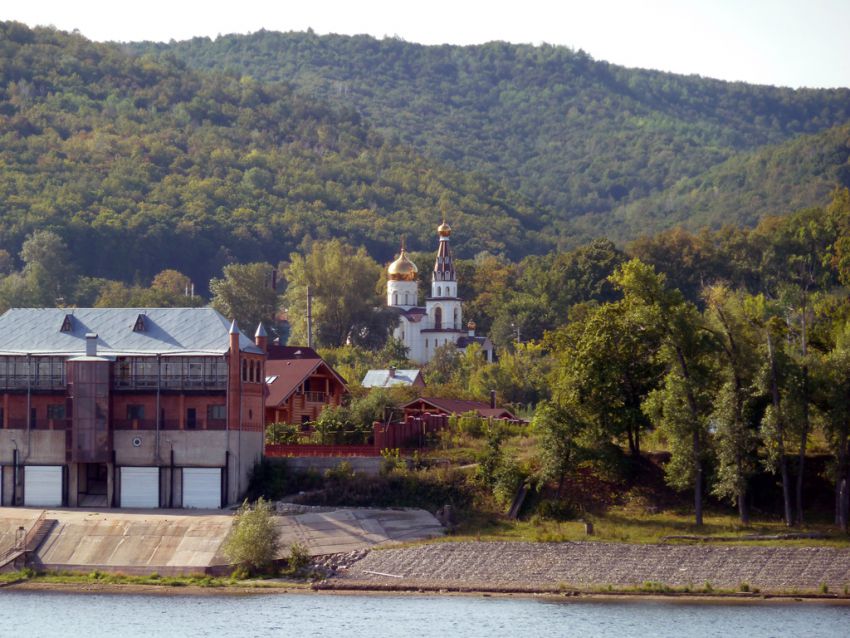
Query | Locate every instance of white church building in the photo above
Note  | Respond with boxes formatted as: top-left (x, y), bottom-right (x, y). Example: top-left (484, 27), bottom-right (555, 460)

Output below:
top-left (386, 221), bottom-right (494, 364)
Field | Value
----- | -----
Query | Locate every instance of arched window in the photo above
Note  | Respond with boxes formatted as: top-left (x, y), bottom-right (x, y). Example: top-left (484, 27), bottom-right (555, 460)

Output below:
top-left (241, 359), bottom-right (247, 382)
top-left (404, 292), bottom-right (409, 305)
top-left (425, 338), bottom-right (429, 350)
top-left (437, 286), bottom-right (442, 297)
top-left (454, 308), bottom-right (459, 329)
top-left (434, 307), bottom-right (442, 330)
top-left (392, 291), bottom-right (398, 305)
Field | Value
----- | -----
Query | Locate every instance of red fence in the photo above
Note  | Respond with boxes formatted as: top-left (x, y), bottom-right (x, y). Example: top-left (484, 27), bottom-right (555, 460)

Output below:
top-left (265, 444), bottom-right (380, 457)
top-left (373, 413), bottom-right (450, 450)
top-left (264, 413), bottom-right (452, 457)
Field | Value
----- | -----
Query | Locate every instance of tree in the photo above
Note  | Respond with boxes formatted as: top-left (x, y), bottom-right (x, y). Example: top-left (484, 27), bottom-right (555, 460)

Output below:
top-left (534, 401), bottom-right (585, 497)
top-left (19, 230), bottom-right (76, 306)
top-left (210, 262), bottom-right (279, 333)
top-left (704, 284), bottom-right (759, 524)
top-left (222, 497), bottom-right (280, 575)
top-left (549, 301), bottom-right (663, 456)
top-left (614, 259), bottom-right (716, 526)
top-left (283, 240), bottom-right (391, 348)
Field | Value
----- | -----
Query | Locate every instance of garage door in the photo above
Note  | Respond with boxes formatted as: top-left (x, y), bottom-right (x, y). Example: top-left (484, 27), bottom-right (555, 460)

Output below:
top-left (24, 466), bottom-right (63, 507)
top-left (120, 467), bottom-right (159, 508)
top-left (183, 468), bottom-right (221, 509)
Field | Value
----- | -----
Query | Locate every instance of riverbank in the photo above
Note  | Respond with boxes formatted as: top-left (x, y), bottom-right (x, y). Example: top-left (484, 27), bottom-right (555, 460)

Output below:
top-left (5, 540), bottom-right (850, 600)
top-left (327, 540), bottom-right (850, 596)
top-left (5, 577), bottom-right (850, 604)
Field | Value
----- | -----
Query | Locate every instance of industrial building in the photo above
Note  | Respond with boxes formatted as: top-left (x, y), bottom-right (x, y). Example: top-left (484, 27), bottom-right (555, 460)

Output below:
top-left (0, 307), bottom-right (266, 509)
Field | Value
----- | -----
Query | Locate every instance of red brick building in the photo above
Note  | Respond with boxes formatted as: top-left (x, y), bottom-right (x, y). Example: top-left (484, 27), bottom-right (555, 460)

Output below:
top-left (264, 345), bottom-right (348, 427)
top-left (0, 307), bottom-right (266, 509)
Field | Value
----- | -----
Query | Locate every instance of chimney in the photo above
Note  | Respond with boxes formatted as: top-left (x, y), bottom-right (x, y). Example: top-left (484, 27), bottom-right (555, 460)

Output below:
top-left (229, 320), bottom-right (241, 361)
top-left (388, 366), bottom-right (396, 378)
top-left (489, 389), bottom-right (496, 409)
top-left (85, 333), bottom-right (98, 357)
top-left (254, 323), bottom-right (268, 352)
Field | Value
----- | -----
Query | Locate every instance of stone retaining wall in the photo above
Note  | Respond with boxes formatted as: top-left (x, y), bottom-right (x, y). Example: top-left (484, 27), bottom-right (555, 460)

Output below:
top-left (332, 541), bottom-right (850, 593)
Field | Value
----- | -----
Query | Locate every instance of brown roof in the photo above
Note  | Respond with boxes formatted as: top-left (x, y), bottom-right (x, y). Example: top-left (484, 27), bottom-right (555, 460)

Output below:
top-left (265, 358), bottom-right (347, 407)
top-left (266, 344), bottom-right (321, 360)
top-left (401, 397), bottom-right (516, 420)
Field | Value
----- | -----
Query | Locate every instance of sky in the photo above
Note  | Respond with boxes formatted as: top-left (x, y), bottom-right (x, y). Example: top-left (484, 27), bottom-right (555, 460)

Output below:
top-left (6, 0), bottom-right (850, 89)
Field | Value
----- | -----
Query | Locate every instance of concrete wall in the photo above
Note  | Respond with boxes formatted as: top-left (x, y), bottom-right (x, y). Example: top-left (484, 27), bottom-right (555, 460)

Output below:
top-left (284, 456), bottom-right (383, 476)
top-left (0, 429), bottom-right (66, 465)
top-left (0, 428), bottom-right (262, 508)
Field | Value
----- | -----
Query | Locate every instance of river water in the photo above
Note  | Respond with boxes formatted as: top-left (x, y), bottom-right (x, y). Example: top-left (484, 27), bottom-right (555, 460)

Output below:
top-left (0, 591), bottom-right (848, 637)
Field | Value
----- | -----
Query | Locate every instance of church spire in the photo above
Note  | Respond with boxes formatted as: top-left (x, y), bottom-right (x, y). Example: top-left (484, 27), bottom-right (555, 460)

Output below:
top-left (433, 217), bottom-right (455, 283)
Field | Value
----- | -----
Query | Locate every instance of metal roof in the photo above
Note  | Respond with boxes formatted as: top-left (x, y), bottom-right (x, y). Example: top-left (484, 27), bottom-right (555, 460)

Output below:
top-left (0, 307), bottom-right (263, 356)
top-left (361, 369), bottom-right (423, 388)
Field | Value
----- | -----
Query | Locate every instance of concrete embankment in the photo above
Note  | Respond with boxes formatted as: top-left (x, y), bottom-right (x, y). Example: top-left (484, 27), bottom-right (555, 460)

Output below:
top-left (0, 506), bottom-right (444, 575)
top-left (329, 541), bottom-right (850, 594)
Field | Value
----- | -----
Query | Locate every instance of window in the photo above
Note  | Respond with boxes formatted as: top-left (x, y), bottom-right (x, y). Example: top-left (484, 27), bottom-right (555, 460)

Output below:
top-left (241, 359), bottom-right (248, 381)
top-left (392, 292), bottom-right (398, 305)
top-left (30, 407), bottom-right (36, 427)
top-left (186, 408), bottom-right (197, 429)
top-left (127, 405), bottom-right (145, 420)
top-left (404, 292), bottom-right (409, 305)
top-left (437, 286), bottom-right (442, 297)
top-left (300, 414), bottom-right (310, 431)
top-left (434, 307), bottom-right (442, 330)
top-left (454, 308), bottom-right (459, 329)
top-left (47, 404), bottom-right (66, 421)
top-left (207, 405), bottom-right (226, 421)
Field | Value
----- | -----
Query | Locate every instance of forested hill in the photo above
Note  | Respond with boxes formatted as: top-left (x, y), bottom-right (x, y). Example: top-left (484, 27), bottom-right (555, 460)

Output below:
top-left (0, 22), bottom-right (546, 291)
top-left (130, 30), bottom-right (850, 242)
top-left (591, 122), bottom-right (850, 240)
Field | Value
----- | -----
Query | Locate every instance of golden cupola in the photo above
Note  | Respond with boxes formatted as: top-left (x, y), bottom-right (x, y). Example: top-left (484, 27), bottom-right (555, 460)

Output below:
top-left (388, 248), bottom-right (418, 281)
top-left (437, 221), bottom-right (452, 237)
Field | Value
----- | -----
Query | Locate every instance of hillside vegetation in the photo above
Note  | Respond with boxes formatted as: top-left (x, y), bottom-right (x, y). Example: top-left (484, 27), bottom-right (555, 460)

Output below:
top-left (132, 30), bottom-right (850, 242)
top-left (0, 22), bottom-right (546, 291)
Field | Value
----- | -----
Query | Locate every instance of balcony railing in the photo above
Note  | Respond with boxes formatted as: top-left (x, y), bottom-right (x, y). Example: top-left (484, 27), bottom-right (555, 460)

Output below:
top-left (0, 376), bottom-right (66, 390)
top-left (113, 375), bottom-right (227, 391)
top-left (304, 391), bottom-right (327, 403)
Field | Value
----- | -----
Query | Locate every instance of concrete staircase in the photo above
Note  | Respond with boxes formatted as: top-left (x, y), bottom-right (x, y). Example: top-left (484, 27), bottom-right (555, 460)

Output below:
top-left (0, 512), bottom-right (57, 571)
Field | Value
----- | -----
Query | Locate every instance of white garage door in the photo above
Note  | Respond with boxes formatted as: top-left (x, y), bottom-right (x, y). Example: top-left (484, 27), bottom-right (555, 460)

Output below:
top-left (183, 468), bottom-right (221, 509)
top-left (120, 467), bottom-right (159, 508)
top-left (24, 466), bottom-right (63, 507)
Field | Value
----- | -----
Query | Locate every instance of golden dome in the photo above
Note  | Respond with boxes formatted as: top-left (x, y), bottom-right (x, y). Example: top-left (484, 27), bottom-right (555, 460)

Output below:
top-left (388, 249), bottom-right (418, 281)
top-left (467, 320), bottom-right (476, 332)
top-left (437, 221), bottom-right (452, 237)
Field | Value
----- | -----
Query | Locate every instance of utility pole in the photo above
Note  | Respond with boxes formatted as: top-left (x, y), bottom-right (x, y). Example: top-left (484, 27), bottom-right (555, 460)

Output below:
top-left (306, 285), bottom-right (313, 349)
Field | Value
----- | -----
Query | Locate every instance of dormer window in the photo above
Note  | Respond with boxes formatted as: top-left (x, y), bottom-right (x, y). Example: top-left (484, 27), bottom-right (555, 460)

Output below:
top-left (60, 314), bottom-right (73, 333)
top-left (133, 314), bottom-right (146, 332)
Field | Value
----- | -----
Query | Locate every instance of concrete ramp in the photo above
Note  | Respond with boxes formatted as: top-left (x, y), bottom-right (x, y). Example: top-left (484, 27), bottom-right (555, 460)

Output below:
top-left (0, 508), bottom-right (234, 575)
top-left (0, 506), bottom-right (444, 574)
top-left (274, 507), bottom-right (444, 556)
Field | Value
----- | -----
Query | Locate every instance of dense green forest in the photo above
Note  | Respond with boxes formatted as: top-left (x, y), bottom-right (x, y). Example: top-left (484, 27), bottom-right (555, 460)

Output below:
top-left (0, 21), bottom-right (546, 295)
top-left (131, 30), bottom-right (850, 242)
top-left (293, 188), bottom-right (850, 529)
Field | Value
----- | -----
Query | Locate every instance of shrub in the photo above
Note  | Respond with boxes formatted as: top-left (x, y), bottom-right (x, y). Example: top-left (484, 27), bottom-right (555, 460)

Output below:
top-left (246, 458), bottom-right (295, 501)
top-left (325, 461), bottom-right (356, 483)
top-left (222, 498), bottom-right (279, 576)
top-left (380, 448), bottom-right (406, 475)
top-left (265, 422), bottom-right (300, 445)
top-left (286, 542), bottom-right (311, 574)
